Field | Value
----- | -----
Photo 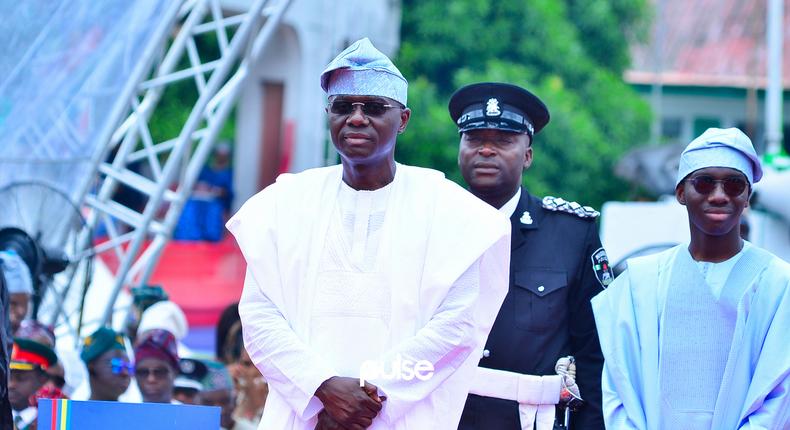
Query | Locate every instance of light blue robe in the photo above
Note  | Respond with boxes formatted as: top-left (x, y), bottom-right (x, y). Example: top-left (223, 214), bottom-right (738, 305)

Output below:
top-left (592, 243), bottom-right (790, 429)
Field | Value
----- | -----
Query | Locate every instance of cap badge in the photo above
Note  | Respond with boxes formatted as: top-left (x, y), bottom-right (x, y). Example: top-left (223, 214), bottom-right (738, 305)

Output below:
top-left (520, 210), bottom-right (533, 225)
top-left (485, 98), bottom-right (501, 116)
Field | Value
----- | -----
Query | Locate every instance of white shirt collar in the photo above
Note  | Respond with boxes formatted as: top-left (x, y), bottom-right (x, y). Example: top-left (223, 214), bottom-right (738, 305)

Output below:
top-left (498, 188), bottom-right (521, 218)
top-left (13, 406), bottom-right (37, 426)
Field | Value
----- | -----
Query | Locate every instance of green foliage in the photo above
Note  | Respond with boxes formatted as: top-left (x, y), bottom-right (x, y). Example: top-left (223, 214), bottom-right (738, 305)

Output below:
top-left (147, 29), bottom-right (236, 153)
top-left (396, 0), bottom-right (652, 208)
top-left (395, 77), bottom-right (462, 181)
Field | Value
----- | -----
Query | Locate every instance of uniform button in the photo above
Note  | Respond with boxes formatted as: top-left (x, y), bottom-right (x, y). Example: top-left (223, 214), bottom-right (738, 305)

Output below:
top-left (482, 349), bottom-right (490, 358)
top-left (538, 285), bottom-right (545, 292)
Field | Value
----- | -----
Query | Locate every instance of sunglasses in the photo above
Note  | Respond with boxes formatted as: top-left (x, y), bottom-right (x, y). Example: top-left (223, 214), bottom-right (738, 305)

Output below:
top-left (328, 100), bottom-right (399, 117)
top-left (136, 366), bottom-right (171, 379)
top-left (687, 176), bottom-right (748, 197)
top-left (109, 358), bottom-right (135, 375)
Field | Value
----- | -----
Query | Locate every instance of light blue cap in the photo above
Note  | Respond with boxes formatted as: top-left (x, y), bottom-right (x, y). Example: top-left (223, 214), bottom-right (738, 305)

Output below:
top-left (676, 127), bottom-right (763, 186)
top-left (0, 250), bottom-right (33, 295)
top-left (320, 38), bottom-right (408, 105)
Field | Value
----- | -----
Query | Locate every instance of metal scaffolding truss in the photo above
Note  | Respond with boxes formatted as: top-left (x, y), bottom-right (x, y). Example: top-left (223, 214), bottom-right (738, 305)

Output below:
top-left (46, 0), bottom-right (293, 333)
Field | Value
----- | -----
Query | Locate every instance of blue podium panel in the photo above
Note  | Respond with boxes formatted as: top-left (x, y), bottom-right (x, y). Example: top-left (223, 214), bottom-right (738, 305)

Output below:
top-left (38, 399), bottom-right (221, 430)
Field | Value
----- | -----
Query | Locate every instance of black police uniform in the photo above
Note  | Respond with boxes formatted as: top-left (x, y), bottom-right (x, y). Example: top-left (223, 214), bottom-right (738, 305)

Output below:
top-left (450, 83), bottom-right (608, 430)
top-left (458, 190), bottom-right (606, 429)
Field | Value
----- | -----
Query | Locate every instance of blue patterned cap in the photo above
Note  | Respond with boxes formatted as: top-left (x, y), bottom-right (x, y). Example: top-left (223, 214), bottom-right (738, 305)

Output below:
top-left (320, 38), bottom-right (408, 105)
top-left (676, 127), bottom-right (763, 186)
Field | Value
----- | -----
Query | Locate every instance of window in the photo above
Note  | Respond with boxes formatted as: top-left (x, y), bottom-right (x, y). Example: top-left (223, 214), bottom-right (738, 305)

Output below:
top-left (693, 117), bottom-right (721, 137)
top-left (661, 117), bottom-right (682, 142)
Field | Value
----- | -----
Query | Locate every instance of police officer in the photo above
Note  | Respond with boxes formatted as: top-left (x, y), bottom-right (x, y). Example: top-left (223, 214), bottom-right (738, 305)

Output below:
top-left (452, 82), bottom-right (608, 430)
top-left (173, 357), bottom-right (208, 404)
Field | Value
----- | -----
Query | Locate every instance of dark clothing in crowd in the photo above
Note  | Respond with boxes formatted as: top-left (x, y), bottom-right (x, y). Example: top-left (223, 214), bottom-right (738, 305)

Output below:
top-left (1, 264), bottom-right (14, 430)
top-left (173, 165), bottom-right (233, 242)
top-left (198, 166), bottom-right (233, 213)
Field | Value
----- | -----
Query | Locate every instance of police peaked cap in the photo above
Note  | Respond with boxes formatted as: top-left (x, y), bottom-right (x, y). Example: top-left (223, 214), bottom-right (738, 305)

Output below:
top-left (175, 357), bottom-right (209, 391)
top-left (178, 357), bottom-right (209, 380)
top-left (448, 82), bottom-right (550, 137)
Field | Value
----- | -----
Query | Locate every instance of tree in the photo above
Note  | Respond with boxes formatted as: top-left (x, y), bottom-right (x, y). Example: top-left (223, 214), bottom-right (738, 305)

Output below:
top-left (395, 0), bottom-right (652, 208)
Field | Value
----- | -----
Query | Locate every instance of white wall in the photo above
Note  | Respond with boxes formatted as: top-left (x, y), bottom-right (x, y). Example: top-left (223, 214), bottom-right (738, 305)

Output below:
top-left (601, 200), bottom-right (790, 264)
top-left (235, 24), bottom-right (302, 210)
top-left (600, 199), bottom-right (690, 266)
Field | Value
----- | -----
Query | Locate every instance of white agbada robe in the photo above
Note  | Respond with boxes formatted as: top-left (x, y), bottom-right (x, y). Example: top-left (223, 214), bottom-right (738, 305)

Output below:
top-left (592, 243), bottom-right (790, 430)
top-left (227, 164), bottom-right (511, 430)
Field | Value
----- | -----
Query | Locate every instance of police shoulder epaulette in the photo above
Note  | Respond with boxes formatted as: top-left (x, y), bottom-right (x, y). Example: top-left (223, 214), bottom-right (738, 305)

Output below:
top-left (542, 196), bottom-right (600, 219)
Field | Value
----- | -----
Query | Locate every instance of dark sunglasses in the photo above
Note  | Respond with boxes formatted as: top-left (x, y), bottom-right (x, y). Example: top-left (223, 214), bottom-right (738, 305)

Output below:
top-left (109, 357), bottom-right (135, 375)
top-left (136, 366), bottom-right (172, 379)
top-left (687, 176), bottom-right (748, 197)
top-left (328, 100), bottom-right (399, 117)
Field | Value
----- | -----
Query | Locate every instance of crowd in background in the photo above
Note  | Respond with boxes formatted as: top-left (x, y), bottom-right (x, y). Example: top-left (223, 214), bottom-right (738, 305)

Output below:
top-left (1, 249), bottom-right (266, 430)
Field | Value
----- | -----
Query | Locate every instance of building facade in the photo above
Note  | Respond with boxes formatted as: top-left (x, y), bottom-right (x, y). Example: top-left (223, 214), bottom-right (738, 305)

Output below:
top-left (626, 0), bottom-right (790, 156)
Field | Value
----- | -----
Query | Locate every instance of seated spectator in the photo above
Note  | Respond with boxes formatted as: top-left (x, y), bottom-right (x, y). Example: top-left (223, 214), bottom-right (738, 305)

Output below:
top-left (216, 303), bottom-right (242, 365)
top-left (200, 142), bottom-right (234, 215)
top-left (0, 250), bottom-right (33, 334)
top-left (137, 300), bottom-right (190, 357)
top-left (8, 338), bottom-right (57, 430)
top-left (15, 320), bottom-right (68, 401)
top-left (133, 329), bottom-right (179, 404)
top-left (173, 357), bottom-right (207, 405)
top-left (198, 360), bottom-right (256, 430)
top-left (173, 143), bottom-right (234, 242)
top-left (216, 303), bottom-right (267, 423)
top-left (124, 284), bottom-right (169, 344)
top-left (229, 348), bottom-right (267, 423)
top-left (80, 327), bottom-right (132, 402)
top-left (14, 321), bottom-right (54, 348)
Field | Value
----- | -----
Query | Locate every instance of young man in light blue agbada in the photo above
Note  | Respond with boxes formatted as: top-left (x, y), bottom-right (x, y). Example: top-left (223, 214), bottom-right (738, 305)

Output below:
top-left (592, 127), bottom-right (790, 429)
top-left (227, 38), bottom-right (510, 430)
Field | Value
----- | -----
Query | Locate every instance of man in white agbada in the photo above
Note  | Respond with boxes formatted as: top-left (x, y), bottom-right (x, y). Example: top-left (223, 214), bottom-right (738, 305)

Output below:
top-left (226, 38), bottom-right (511, 430)
top-left (592, 127), bottom-right (790, 430)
